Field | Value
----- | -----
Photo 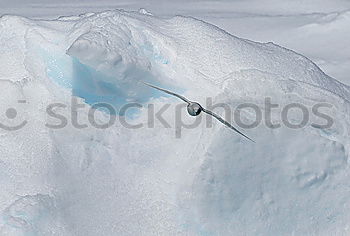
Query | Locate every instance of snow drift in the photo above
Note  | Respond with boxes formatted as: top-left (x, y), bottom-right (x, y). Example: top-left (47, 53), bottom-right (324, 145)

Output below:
top-left (0, 9), bottom-right (349, 235)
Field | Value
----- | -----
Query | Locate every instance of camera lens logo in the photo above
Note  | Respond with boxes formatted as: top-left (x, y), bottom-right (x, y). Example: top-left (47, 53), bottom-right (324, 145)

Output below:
top-left (0, 100), bottom-right (28, 131)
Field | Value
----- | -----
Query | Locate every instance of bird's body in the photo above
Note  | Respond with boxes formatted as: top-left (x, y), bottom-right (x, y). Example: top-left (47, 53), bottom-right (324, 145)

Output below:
top-left (187, 102), bottom-right (202, 116)
top-left (142, 82), bottom-right (255, 142)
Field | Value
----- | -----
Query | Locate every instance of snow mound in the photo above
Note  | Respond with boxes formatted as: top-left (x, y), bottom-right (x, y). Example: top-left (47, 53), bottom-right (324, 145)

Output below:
top-left (1, 194), bottom-right (67, 235)
top-left (0, 10), bottom-right (350, 235)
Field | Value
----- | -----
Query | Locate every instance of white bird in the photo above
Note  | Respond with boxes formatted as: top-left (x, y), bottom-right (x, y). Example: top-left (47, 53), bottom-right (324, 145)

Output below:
top-left (143, 82), bottom-right (255, 142)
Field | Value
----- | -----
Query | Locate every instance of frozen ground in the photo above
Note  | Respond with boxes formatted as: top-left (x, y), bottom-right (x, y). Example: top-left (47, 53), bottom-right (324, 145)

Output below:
top-left (0, 1), bottom-right (350, 236)
top-left (0, 0), bottom-right (349, 85)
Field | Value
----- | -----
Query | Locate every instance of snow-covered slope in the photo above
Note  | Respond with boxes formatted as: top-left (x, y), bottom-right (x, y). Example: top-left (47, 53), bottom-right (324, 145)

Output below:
top-left (211, 9), bottom-right (350, 85)
top-left (0, 10), bottom-right (349, 235)
top-left (1, 0), bottom-right (349, 85)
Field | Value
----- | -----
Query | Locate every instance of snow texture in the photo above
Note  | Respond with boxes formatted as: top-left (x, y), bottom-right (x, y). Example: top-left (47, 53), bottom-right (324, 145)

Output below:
top-left (1, 0), bottom-right (349, 84)
top-left (0, 9), bottom-right (349, 236)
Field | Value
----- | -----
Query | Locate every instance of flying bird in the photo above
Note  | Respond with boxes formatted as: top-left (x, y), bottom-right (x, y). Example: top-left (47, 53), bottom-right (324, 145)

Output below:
top-left (143, 82), bottom-right (255, 142)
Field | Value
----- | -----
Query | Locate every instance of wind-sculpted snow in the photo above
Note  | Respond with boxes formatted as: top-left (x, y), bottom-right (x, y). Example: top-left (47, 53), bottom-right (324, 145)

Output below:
top-left (0, 10), bottom-right (350, 235)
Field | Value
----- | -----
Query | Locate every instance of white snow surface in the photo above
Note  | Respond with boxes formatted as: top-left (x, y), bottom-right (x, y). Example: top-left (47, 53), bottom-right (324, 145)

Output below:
top-left (0, 9), bottom-right (350, 235)
top-left (1, 0), bottom-right (350, 85)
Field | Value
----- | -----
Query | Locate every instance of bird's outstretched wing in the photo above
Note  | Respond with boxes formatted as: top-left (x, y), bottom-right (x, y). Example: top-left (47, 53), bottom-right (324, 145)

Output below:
top-left (202, 108), bottom-right (255, 143)
top-left (142, 82), bottom-right (190, 104)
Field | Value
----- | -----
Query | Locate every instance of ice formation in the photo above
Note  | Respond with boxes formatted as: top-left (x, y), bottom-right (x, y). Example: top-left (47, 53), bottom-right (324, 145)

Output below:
top-left (0, 10), bottom-right (349, 235)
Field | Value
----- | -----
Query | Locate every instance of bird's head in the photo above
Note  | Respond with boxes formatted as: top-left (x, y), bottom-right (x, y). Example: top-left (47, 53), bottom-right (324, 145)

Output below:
top-left (187, 102), bottom-right (203, 116)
